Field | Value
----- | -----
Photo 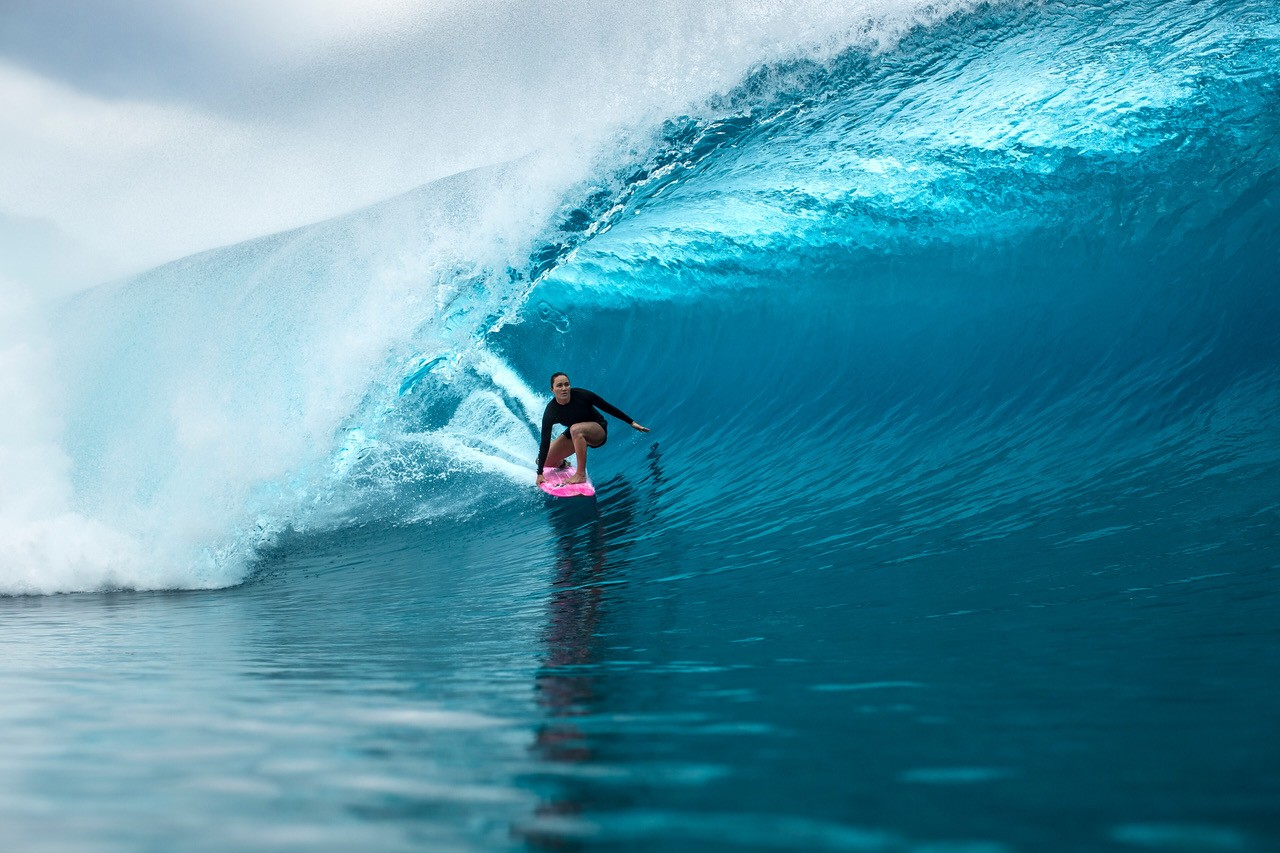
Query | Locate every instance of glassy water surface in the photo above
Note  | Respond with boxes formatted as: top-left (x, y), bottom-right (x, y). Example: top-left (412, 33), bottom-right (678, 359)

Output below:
top-left (3, 472), bottom-right (1277, 850)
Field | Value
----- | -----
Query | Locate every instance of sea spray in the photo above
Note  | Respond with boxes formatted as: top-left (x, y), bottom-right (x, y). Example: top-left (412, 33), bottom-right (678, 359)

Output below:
top-left (0, 276), bottom-right (148, 593)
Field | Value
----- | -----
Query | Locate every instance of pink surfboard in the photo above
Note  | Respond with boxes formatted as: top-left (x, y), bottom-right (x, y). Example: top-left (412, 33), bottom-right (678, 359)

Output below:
top-left (539, 466), bottom-right (595, 498)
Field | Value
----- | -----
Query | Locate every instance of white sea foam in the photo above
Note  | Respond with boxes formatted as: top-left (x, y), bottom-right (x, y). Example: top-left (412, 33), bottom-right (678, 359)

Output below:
top-left (0, 277), bottom-right (150, 594)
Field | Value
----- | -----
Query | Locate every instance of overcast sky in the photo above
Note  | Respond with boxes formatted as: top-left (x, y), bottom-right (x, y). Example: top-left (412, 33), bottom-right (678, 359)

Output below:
top-left (0, 0), bottom-right (932, 295)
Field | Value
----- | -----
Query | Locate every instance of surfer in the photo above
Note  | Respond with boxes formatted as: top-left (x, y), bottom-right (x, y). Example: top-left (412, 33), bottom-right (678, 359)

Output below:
top-left (536, 372), bottom-right (649, 486)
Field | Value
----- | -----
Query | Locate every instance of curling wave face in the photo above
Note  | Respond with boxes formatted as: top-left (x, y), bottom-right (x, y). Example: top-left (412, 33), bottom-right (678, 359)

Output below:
top-left (10, 0), bottom-right (1279, 594)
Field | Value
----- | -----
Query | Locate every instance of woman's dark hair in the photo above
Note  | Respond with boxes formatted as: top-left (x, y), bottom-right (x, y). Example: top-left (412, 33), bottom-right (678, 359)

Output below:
top-left (550, 372), bottom-right (570, 388)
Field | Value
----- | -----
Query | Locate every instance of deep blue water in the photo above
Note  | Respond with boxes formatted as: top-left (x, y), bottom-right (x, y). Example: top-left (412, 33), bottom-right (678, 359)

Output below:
top-left (4, 0), bottom-right (1279, 849)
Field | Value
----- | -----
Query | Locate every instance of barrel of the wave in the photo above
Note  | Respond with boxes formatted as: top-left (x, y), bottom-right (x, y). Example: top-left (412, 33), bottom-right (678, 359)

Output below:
top-left (535, 372), bottom-right (649, 498)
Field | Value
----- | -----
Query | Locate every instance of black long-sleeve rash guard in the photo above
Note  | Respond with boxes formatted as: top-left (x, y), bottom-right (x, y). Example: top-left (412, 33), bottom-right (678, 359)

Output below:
top-left (536, 388), bottom-right (634, 473)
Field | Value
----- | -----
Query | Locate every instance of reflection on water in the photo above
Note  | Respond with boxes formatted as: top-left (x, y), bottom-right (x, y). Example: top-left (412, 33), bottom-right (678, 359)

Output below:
top-left (526, 446), bottom-right (657, 845)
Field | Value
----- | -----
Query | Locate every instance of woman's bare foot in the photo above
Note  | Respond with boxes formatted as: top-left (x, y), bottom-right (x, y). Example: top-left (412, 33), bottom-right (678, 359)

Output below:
top-left (563, 473), bottom-right (587, 485)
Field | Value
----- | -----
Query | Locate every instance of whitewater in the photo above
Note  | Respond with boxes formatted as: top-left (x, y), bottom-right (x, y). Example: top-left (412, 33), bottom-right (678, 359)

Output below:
top-left (2, 0), bottom-right (1278, 849)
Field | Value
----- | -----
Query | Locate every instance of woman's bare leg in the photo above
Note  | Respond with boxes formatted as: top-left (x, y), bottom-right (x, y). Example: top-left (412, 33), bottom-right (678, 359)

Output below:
top-left (543, 433), bottom-right (575, 470)
top-left (565, 422), bottom-right (605, 484)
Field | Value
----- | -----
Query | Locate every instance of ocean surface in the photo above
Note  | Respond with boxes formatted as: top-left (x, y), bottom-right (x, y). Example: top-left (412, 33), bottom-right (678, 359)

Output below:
top-left (3, 0), bottom-right (1279, 849)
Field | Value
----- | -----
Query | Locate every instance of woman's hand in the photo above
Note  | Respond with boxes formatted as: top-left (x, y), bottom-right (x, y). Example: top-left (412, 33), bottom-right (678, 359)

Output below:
top-left (631, 421), bottom-right (650, 433)
top-left (536, 473), bottom-right (545, 485)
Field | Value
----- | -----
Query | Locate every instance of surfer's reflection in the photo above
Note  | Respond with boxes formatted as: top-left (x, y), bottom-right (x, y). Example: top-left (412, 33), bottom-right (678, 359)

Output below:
top-left (523, 445), bottom-right (662, 845)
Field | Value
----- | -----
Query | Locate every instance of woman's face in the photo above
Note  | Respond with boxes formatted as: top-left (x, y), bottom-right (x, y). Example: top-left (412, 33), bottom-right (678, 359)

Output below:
top-left (553, 375), bottom-right (571, 404)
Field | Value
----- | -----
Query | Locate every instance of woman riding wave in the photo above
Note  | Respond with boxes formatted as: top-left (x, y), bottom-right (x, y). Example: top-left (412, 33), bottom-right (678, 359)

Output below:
top-left (536, 372), bottom-right (649, 487)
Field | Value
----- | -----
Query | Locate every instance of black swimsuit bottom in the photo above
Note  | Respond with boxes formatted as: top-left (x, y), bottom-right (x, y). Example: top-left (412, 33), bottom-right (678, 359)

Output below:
top-left (559, 420), bottom-right (607, 447)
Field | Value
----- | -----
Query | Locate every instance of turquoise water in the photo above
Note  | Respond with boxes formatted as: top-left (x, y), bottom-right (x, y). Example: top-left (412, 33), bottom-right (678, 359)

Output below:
top-left (4, 0), bottom-right (1279, 848)
top-left (5, 500), bottom-right (1275, 850)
